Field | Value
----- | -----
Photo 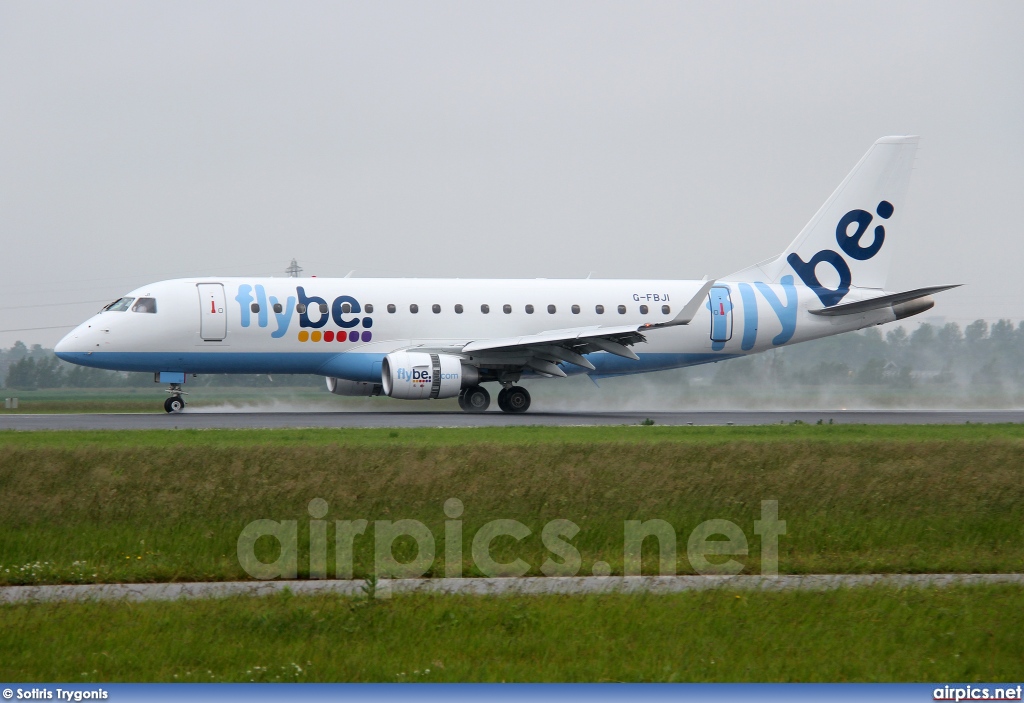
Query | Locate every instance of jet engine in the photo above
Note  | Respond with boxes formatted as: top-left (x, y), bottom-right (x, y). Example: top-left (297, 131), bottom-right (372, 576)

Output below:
top-left (381, 352), bottom-right (479, 400)
top-left (326, 377), bottom-right (383, 397)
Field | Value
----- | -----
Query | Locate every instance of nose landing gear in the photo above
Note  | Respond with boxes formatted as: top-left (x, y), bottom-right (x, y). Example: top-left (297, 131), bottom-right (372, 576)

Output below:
top-left (163, 383), bottom-right (186, 413)
top-left (497, 386), bottom-right (531, 413)
top-left (164, 396), bottom-right (185, 413)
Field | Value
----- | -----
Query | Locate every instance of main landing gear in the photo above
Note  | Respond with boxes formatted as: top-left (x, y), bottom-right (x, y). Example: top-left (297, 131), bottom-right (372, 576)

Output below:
top-left (163, 383), bottom-right (186, 414)
top-left (497, 386), bottom-right (531, 413)
top-left (457, 384), bottom-right (531, 413)
top-left (458, 385), bottom-right (490, 413)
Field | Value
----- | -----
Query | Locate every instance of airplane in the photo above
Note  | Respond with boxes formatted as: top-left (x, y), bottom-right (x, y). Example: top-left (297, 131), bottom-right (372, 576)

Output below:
top-left (55, 136), bottom-right (958, 414)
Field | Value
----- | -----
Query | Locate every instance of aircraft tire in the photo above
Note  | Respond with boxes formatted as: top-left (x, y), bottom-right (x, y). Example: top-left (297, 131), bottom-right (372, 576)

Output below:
top-left (462, 385), bottom-right (490, 413)
top-left (164, 396), bottom-right (185, 414)
top-left (503, 386), bottom-right (531, 413)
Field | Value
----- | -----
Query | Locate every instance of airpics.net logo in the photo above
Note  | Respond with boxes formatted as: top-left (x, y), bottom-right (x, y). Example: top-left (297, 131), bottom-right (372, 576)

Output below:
top-left (933, 685), bottom-right (1023, 701)
top-left (236, 498), bottom-right (786, 584)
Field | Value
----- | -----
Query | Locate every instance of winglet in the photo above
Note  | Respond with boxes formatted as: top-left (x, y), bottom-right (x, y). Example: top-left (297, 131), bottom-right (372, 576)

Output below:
top-left (641, 279), bottom-right (716, 330)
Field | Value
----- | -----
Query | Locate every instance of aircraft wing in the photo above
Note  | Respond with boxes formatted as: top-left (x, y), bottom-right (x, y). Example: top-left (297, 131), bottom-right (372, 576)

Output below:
top-left (437, 280), bottom-right (716, 378)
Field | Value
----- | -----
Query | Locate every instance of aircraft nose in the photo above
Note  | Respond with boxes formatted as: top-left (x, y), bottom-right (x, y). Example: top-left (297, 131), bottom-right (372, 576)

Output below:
top-left (54, 332), bottom-right (71, 359)
top-left (54, 328), bottom-right (82, 360)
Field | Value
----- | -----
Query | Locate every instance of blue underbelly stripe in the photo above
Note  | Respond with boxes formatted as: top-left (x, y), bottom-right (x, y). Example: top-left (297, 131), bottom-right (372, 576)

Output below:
top-left (55, 350), bottom-right (738, 382)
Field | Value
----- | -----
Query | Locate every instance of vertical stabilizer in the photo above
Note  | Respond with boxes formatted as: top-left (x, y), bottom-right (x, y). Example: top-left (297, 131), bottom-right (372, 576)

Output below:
top-left (729, 136), bottom-right (919, 304)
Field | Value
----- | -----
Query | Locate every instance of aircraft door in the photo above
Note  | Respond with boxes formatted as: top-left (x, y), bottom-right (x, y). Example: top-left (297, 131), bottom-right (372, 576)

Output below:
top-left (198, 283), bottom-right (227, 341)
top-left (709, 285), bottom-right (733, 343)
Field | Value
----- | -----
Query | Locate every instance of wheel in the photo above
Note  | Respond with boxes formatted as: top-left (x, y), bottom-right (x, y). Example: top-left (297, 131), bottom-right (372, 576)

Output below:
top-left (502, 386), bottom-right (531, 413)
top-left (497, 388), bottom-right (510, 412)
top-left (164, 396), bottom-right (185, 413)
top-left (461, 385), bottom-right (490, 413)
top-left (457, 391), bottom-right (468, 411)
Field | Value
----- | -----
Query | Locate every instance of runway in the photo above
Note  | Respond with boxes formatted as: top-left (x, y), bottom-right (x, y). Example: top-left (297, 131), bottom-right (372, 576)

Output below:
top-left (1, 409), bottom-right (1023, 430)
top-left (3, 573), bottom-right (1022, 603)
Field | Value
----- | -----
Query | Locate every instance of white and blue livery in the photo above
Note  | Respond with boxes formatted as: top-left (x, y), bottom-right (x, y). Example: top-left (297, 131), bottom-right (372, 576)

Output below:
top-left (56, 136), bottom-right (958, 413)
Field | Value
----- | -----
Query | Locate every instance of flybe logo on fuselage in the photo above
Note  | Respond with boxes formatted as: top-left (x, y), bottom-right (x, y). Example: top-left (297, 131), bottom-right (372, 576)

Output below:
top-left (234, 285), bottom-right (373, 343)
top-left (787, 201), bottom-right (894, 307)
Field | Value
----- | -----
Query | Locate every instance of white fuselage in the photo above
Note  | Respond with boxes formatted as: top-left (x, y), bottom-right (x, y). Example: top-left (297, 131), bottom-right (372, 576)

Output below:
top-left (54, 276), bottom-right (896, 382)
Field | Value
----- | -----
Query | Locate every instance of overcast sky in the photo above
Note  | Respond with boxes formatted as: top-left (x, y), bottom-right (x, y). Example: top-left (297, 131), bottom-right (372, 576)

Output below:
top-left (1, 0), bottom-right (1021, 348)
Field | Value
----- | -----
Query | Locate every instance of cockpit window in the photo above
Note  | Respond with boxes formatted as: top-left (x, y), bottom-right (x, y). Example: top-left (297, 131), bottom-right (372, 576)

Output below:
top-left (104, 297), bottom-right (134, 312)
top-left (132, 298), bottom-right (157, 313)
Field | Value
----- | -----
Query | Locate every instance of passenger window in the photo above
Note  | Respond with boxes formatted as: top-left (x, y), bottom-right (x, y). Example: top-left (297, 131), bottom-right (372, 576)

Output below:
top-left (571, 304), bottom-right (580, 314)
top-left (640, 305), bottom-right (649, 314)
top-left (365, 304), bottom-right (374, 313)
top-left (273, 303), bottom-right (283, 314)
top-left (481, 304), bottom-right (490, 314)
top-left (319, 303), bottom-right (329, 314)
top-left (104, 297), bottom-right (134, 312)
top-left (455, 304), bottom-right (464, 314)
top-left (250, 303), bottom-right (260, 314)
top-left (525, 304), bottom-right (534, 314)
top-left (547, 304), bottom-right (556, 314)
top-left (617, 305), bottom-right (626, 314)
top-left (387, 304), bottom-right (396, 313)
top-left (296, 303), bottom-right (307, 314)
top-left (503, 304), bottom-right (512, 314)
top-left (133, 298), bottom-right (157, 313)
top-left (662, 305), bottom-right (671, 315)
top-left (432, 304), bottom-right (441, 314)
top-left (410, 304), bottom-right (419, 314)
top-left (595, 305), bottom-right (604, 314)
top-left (342, 302), bottom-right (351, 313)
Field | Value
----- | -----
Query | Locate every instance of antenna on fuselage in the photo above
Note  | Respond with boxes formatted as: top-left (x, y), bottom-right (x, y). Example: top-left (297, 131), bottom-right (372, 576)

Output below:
top-left (286, 259), bottom-right (303, 278)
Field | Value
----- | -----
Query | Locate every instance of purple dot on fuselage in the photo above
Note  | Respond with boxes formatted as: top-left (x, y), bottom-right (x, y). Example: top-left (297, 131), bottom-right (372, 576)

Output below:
top-left (361, 331), bottom-right (372, 342)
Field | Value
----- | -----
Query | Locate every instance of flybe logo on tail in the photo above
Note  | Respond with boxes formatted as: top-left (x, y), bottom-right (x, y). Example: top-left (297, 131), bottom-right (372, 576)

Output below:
top-left (787, 201), bottom-right (894, 307)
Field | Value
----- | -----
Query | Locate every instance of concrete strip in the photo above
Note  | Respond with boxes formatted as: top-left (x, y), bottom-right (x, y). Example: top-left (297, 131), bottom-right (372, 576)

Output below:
top-left (2, 574), bottom-right (1023, 604)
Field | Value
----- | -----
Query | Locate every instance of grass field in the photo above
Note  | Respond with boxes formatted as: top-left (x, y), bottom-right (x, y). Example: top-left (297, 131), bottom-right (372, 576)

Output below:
top-left (1, 424), bottom-right (1022, 684)
top-left (1, 424), bottom-right (1023, 584)
top-left (1, 586), bottom-right (1022, 682)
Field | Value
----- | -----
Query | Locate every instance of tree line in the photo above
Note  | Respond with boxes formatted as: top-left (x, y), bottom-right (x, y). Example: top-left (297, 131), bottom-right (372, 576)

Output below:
top-left (0, 342), bottom-right (319, 390)
top-left (713, 319), bottom-right (1024, 395)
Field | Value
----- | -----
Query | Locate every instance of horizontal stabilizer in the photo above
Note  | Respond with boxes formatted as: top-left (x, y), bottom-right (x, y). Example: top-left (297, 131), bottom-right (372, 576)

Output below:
top-left (808, 285), bottom-right (961, 316)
